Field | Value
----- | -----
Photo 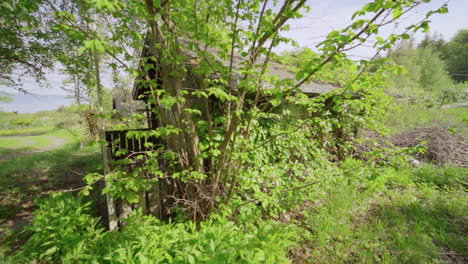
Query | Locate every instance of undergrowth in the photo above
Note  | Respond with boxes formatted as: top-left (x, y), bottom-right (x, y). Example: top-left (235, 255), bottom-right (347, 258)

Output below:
top-left (294, 160), bottom-right (467, 263)
top-left (3, 160), bottom-right (466, 263)
top-left (0, 141), bottom-right (101, 255)
top-left (6, 193), bottom-right (297, 264)
top-left (2, 99), bottom-right (466, 263)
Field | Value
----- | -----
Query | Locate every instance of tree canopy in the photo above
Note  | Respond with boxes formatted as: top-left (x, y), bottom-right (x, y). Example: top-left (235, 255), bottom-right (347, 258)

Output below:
top-left (443, 29), bottom-right (468, 83)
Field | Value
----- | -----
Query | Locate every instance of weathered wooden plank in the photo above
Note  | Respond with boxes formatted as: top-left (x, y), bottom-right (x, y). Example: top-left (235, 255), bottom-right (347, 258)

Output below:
top-left (147, 180), bottom-right (162, 219)
top-left (105, 129), bottom-right (161, 160)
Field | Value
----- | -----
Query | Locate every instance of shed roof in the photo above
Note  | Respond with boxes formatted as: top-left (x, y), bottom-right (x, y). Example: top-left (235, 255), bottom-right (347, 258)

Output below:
top-left (132, 40), bottom-right (339, 100)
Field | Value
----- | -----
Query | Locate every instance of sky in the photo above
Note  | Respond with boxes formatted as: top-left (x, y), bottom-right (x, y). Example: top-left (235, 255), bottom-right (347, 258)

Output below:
top-left (0, 94), bottom-right (75, 113)
top-left (280, 0), bottom-right (468, 58)
top-left (1, 0), bottom-right (467, 112)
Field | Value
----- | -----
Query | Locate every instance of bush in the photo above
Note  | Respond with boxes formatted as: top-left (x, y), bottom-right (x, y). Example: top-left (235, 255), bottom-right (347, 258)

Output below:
top-left (412, 165), bottom-right (468, 189)
top-left (15, 193), bottom-right (103, 262)
top-left (12, 193), bottom-right (298, 264)
top-left (87, 213), bottom-right (298, 264)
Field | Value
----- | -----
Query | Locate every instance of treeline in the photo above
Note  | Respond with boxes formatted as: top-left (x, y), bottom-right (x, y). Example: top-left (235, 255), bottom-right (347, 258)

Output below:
top-left (420, 30), bottom-right (468, 83)
top-left (385, 30), bottom-right (467, 104)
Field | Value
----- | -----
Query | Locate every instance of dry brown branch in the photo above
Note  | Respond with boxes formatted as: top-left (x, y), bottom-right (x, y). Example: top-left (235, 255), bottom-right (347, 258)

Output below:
top-left (392, 126), bottom-right (468, 167)
top-left (356, 125), bottom-right (468, 168)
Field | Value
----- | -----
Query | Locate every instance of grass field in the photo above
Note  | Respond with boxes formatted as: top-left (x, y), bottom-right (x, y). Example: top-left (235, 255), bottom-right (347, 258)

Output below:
top-left (0, 108), bottom-right (102, 255)
top-left (0, 107), bottom-right (81, 131)
top-left (0, 139), bottom-right (102, 253)
top-left (0, 107), bottom-right (85, 159)
top-left (293, 162), bottom-right (467, 263)
top-left (386, 105), bottom-right (468, 132)
top-left (0, 129), bottom-right (75, 160)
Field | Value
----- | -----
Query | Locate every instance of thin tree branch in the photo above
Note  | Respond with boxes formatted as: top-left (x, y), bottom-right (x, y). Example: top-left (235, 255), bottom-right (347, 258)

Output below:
top-left (294, 7), bottom-right (387, 88)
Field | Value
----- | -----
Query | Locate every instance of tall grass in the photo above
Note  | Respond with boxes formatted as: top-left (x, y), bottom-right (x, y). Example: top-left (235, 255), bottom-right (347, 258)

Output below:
top-left (3, 159), bottom-right (466, 263)
top-left (386, 104), bottom-right (468, 132)
top-left (295, 162), bottom-right (467, 263)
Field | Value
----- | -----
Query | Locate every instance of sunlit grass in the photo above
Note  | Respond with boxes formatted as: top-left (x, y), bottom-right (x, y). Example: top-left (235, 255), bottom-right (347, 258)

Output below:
top-left (0, 137), bottom-right (33, 149)
top-left (0, 139), bottom-right (101, 257)
top-left (386, 104), bottom-right (468, 132)
top-left (0, 107), bottom-right (81, 132)
top-left (0, 128), bottom-right (76, 160)
top-left (0, 126), bottom-right (51, 136)
top-left (298, 164), bottom-right (467, 263)
top-left (0, 142), bottom-right (101, 192)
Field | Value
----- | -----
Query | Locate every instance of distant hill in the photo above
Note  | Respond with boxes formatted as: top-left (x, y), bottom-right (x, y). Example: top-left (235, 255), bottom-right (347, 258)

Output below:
top-left (0, 94), bottom-right (74, 113)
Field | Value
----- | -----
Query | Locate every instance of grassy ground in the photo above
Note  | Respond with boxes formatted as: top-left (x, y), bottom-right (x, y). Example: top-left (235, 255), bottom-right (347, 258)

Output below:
top-left (0, 140), bottom-right (102, 254)
top-left (293, 104), bottom-right (466, 263)
top-left (386, 105), bottom-right (468, 132)
top-left (0, 126), bottom-right (51, 136)
top-left (0, 107), bottom-right (81, 131)
top-left (0, 129), bottom-right (75, 159)
top-left (0, 107), bottom-right (85, 159)
top-left (0, 108), bottom-right (102, 255)
top-left (294, 163), bottom-right (467, 263)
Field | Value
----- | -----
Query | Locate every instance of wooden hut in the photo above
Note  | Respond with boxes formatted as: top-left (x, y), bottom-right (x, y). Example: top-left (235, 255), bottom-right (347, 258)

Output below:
top-left (103, 40), bottom-right (339, 224)
top-left (106, 43), bottom-right (338, 158)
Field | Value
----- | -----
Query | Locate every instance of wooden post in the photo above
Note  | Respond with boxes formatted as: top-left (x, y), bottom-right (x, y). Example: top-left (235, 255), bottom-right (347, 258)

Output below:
top-left (94, 49), bottom-right (118, 230)
top-left (147, 180), bottom-right (162, 219)
top-left (104, 148), bottom-right (118, 230)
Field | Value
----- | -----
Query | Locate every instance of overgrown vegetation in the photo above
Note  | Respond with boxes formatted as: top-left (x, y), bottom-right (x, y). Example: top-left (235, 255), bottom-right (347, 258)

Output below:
top-left (1, 0), bottom-right (467, 263)
top-left (386, 106), bottom-right (467, 132)
top-left (2, 158), bottom-right (466, 263)
top-left (8, 193), bottom-right (297, 263)
top-left (0, 108), bottom-right (102, 256)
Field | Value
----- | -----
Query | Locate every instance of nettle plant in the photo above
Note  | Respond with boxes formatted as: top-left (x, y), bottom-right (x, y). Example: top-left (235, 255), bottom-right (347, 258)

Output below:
top-left (48, 0), bottom-right (448, 221)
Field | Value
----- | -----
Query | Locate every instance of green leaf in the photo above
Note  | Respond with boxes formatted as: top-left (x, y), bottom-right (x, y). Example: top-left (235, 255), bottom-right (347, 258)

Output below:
top-left (439, 5), bottom-right (448, 14)
top-left (393, 5), bottom-right (403, 19)
top-left (40, 246), bottom-right (58, 258)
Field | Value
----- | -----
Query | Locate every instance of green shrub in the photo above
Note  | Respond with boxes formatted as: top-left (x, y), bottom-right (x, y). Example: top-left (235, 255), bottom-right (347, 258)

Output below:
top-left (413, 164), bottom-right (467, 189)
top-left (15, 193), bottom-right (103, 262)
top-left (13, 193), bottom-right (298, 263)
top-left (86, 212), bottom-right (298, 264)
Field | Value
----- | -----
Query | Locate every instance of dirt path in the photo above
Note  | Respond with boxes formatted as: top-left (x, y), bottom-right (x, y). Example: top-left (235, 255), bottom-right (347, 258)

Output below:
top-left (33, 136), bottom-right (68, 152)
